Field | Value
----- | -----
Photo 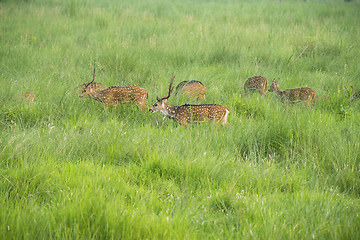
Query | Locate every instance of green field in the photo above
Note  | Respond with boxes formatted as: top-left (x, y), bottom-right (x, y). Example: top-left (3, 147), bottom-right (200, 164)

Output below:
top-left (1, 0), bottom-right (360, 239)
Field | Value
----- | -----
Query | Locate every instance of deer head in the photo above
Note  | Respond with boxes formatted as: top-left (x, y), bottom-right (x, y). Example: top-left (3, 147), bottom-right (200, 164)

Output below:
top-left (149, 73), bottom-right (175, 113)
top-left (80, 68), bottom-right (97, 98)
top-left (268, 81), bottom-right (279, 93)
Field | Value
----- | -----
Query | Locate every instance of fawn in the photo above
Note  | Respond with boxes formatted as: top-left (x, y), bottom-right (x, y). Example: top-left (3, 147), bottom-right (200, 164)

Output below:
top-left (149, 74), bottom-right (229, 126)
top-left (17, 93), bottom-right (36, 102)
top-left (174, 80), bottom-right (206, 102)
top-left (244, 76), bottom-right (269, 96)
top-left (80, 69), bottom-right (148, 110)
top-left (268, 81), bottom-right (316, 107)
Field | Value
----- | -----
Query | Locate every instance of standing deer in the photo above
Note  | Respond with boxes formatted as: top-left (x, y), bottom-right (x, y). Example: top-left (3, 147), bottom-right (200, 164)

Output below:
top-left (149, 74), bottom-right (229, 126)
top-left (80, 69), bottom-right (148, 110)
top-left (17, 93), bottom-right (36, 102)
top-left (268, 81), bottom-right (316, 107)
top-left (244, 76), bottom-right (268, 96)
top-left (174, 80), bottom-right (206, 102)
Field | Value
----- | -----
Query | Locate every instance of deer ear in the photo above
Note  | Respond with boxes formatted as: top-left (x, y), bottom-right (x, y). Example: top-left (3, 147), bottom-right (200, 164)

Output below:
top-left (163, 98), bottom-right (168, 103)
top-left (157, 96), bottom-right (160, 101)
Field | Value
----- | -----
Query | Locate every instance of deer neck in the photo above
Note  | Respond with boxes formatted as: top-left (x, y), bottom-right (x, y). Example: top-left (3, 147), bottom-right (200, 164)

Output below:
top-left (89, 88), bottom-right (102, 100)
top-left (160, 103), bottom-right (177, 120)
top-left (273, 87), bottom-right (283, 100)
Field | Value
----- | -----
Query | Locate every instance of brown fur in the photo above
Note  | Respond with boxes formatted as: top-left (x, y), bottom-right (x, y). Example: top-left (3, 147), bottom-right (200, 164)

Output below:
top-left (150, 101), bottom-right (229, 126)
top-left (174, 80), bottom-right (206, 101)
top-left (244, 76), bottom-right (269, 96)
top-left (17, 93), bottom-right (36, 102)
top-left (269, 81), bottom-right (316, 107)
top-left (81, 85), bottom-right (149, 110)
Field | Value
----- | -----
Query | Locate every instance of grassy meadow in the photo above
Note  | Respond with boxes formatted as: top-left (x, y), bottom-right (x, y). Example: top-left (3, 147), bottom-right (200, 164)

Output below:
top-left (1, 0), bottom-right (360, 239)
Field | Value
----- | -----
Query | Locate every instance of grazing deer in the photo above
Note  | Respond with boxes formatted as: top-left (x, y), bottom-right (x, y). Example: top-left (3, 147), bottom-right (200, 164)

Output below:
top-left (244, 76), bottom-right (268, 96)
top-left (149, 74), bottom-right (229, 126)
top-left (80, 69), bottom-right (148, 110)
top-left (268, 81), bottom-right (316, 107)
top-left (174, 80), bottom-right (206, 101)
top-left (17, 93), bottom-right (36, 102)
top-left (345, 84), bottom-right (360, 103)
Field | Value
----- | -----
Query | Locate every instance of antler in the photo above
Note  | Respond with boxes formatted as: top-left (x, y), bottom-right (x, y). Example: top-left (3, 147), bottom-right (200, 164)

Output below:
top-left (84, 68), bottom-right (96, 88)
top-left (157, 73), bottom-right (175, 101)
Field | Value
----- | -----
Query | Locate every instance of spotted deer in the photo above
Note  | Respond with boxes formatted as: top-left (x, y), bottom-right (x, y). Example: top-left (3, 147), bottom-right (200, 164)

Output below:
top-left (174, 80), bottom-right (206, 102)
top-left (149, 74), bottom-right (229, 126)
top-left (268, 81), bottom-right (316, 107)
top-left (244, 76), bottom-right (268, 96)
top-left (80, 69), bottom-right (148, 110)
top-left (345, 84), bottom-right (360, 103)
top-left (17, 93), bottom-right (36, 102)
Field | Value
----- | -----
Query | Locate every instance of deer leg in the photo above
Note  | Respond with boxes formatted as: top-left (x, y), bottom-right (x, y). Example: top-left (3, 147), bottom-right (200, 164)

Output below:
top-left (244, 88), bottom-right (248, 96)
top-left (261, 85), bottom-right (267, 96)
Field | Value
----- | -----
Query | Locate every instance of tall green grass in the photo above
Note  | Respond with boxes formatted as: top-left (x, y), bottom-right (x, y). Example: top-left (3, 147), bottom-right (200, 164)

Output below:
top-left (1, 0), bottom-right (360, 239)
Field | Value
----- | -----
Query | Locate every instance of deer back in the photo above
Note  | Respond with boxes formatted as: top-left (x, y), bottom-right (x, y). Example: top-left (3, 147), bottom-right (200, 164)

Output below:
top-left (175, 80), bottom-right (206, 101)
top-left (244, 76), bottom-right (268, 96)
top-left (174, 104), bottom-right (229, 125)
top-left (96, 86), bottom-right (149, 107)
top-left (280, 88), bottom-right (316, 103)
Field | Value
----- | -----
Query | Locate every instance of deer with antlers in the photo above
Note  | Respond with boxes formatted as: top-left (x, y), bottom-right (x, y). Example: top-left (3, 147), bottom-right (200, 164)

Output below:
top-left (80, 69), bottom-right (149, 110)
top-left (174, 80), bottom-right (206, 102)
top-left (268, 81), bottom-right (316, 107)
top-left (244, 76), bottom-right (269, 96)
top-left (149, 74), bottom-right (229, 126)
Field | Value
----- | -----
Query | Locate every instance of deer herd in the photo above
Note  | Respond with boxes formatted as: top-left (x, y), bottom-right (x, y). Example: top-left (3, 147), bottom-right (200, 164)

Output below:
top-left (17, 69), bottom-right (359, 126)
